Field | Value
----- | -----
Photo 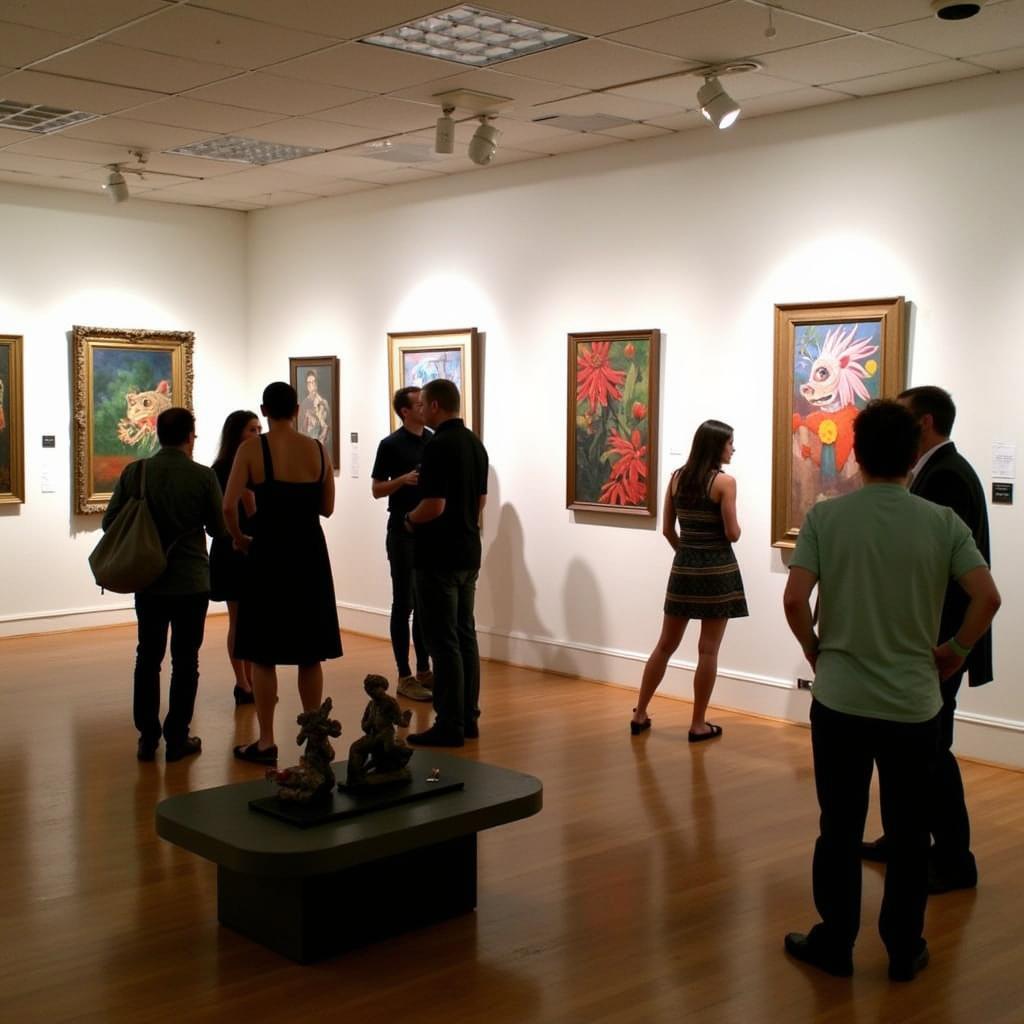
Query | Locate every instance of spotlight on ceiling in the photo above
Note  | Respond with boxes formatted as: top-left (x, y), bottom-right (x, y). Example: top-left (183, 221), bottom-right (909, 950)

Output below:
top-left (435, 105), bottom-right (455, 155)
top-left (103, 164), bottom-right (129, 203)
top-left (697, 76), bottom-right (741, 130)
top-left (931, 0), bottom-right (983, 19)
top-left (468, 116), bottom-right (500, 166)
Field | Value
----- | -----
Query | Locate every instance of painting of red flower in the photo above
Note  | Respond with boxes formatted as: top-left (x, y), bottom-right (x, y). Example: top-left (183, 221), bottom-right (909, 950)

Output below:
top-left (568, 330), bottom-right (660, 516)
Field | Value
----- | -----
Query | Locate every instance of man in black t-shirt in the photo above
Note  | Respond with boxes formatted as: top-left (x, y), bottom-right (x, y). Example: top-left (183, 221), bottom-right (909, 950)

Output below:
top-left (403, 379), bottom-right (489, 747)
top-left (371, 387), bottom-right (434, 701)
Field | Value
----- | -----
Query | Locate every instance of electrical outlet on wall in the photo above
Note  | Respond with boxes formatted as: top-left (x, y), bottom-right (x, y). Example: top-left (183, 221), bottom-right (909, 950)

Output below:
top-left (797, 678), bottom-right (813, 690)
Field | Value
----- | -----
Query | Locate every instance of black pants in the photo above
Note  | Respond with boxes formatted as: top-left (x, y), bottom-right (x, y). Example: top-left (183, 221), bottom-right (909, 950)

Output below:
top-left (386, 529), bottom-right (430, 678)
top-left (929, 669), bottom-right (976, 876)
top-left (809, 699), bottom-right (939, 961)
top-left (133, 592), bottom-right (209, 747)
top-left (414, 567), bottom-right (480, 736)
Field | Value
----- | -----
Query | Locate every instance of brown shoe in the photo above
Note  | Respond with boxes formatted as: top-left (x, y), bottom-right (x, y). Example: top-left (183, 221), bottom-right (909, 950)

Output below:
top-left (398, 675), bottom-right (433, 701)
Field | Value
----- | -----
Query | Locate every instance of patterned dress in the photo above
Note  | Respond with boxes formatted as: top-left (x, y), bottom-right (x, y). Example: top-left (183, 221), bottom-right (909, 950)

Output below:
top-left (664, 470), bottom-right (748, 619)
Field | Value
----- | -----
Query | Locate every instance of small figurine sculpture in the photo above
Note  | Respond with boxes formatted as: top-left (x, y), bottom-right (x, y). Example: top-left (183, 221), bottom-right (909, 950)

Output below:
top-left (267, 697), bottom-right (342, 802)
top-left (344, 674), bottom-right (414, 789)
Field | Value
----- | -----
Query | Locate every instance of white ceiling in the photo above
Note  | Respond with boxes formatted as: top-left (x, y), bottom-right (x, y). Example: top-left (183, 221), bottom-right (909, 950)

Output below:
top-left (0, 0), bottom-right (1021, 210)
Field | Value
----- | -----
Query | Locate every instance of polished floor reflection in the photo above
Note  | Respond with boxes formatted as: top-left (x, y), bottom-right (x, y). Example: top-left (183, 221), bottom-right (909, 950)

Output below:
top-left (0, 619), bottom-right (1021, 1023)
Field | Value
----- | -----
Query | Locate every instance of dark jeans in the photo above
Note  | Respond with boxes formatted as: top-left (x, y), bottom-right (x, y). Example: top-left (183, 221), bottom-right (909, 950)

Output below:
top-left (809, 699), bottom-right (939, 961)
top-left (386, 529), bottom-right (430, 678)
top-left (414, 567), bottom-right (480, 736)
top-left (133, 592), bottom-right (209, 747)
top-left (929, 669), bottom-right (976, 876)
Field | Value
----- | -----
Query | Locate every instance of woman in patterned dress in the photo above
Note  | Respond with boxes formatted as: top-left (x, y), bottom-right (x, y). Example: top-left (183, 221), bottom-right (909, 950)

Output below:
top-left (630, 420), bottom-right (747, 742)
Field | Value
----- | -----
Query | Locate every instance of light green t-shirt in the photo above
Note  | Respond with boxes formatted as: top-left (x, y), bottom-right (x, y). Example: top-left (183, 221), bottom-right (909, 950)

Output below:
top-left (791, 483), bottom-right (986, 723)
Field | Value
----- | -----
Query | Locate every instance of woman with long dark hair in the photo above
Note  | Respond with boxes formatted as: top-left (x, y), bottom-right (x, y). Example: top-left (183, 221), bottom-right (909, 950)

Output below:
top-left (631, 419), bottom-right (747, 741)
top-left (210, 409), bottom-right (261, 705)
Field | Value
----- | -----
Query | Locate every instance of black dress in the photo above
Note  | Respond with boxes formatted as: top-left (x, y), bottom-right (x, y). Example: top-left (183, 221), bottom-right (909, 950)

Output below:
top-left (234, 435), bottom-right (342, 665)
top-left (209, 459), bottom-right (250, 602)
top-left (664, 470), bottom-right (748, 620)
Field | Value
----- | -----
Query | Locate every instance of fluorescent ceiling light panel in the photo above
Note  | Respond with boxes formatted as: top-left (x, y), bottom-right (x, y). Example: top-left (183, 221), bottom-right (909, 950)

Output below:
top-left (167, 136), bottom-right (325, 165)
top-left (361, 5), bottom-right (582, 68)
top-left (0, 100), bottom-right (99, 134)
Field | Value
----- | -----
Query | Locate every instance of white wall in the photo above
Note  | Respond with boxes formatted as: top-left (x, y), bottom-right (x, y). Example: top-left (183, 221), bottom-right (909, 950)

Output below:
top-left (2, 70), bottom-right (1021, 766)
top-left (245, 70), bottom-right (1024, 766)
top-left (0, 184), bottom-right (247, 633)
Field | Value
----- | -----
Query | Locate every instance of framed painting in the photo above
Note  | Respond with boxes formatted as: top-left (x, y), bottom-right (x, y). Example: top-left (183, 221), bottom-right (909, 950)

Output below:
top-left (290, 356), bottom-right (340, 468)
top-left (387, 328), bottom-right (480, 433)
top-left (72, 325), bottom-right (194, 514)
top-left (772, 297), bottom-right (906, 548)
top-left (0, 334), bottom-right (24, 504)
top-left (567, 329), bottom-right (660, 517)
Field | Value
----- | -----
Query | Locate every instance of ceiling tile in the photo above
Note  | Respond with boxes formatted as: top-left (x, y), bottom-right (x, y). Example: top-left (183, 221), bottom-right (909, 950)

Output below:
top-left (0, 124), bottom-right (31, 147)
top-left (0, 169), bottom-right (103, 191)
top-left (736, 85), bottom-right (851, 119)
top-left (758, 35), bottom-right (938, 85)
top-left (530, 91), bottom-right (686, 122)
top-left (132, 150), bottom-right (249, 178)
top-left (0, 22), bottom-right (83, 67)
top-left (515, 131), bottom-right (625, 155)
top-left (34, 42), bottom-right (242, 93)
top-left (61, 116), bottom-right (217, 151)
top-left (244, 117), bottom-right (384, 149)
top-left (0, 151), bottom-right (102, 178)
top-left (310, 177), bottom-right (383, 196)
top-left (404, 119), bottom-right (580, 154)
top-left (772, 1), bottom-right (948, 31)
top-left (140, 187), bottom-right (250, 207)
top-left (6, 134), bottom-right (135, 164)
top-left (827, 60), bottom-right (991, 96)
top-left (312, 96), bottom-right (437, 131)
top-left (275, 148), bottom-right (412, 178)
top-left (185, 72), bottom-right (372, 115)
top-left (426, 143), bottom-right (547, 173)
top-left (188, 1), bottom-right (449, 40)
top-left (487, 1), bottom-right (728, 36)
top-left (251, 190), bottom-right (322, 206)
top-left (878, 3), bottom-right (1024, 59)
top-left (387, 67), bottom-right (582, 112)
top-left (502, 38), bottom-right (692, 89)
top-left (966, 44), bottom-right (1024, 69)
top-left (272, 41), bottom-right (455, 92)
top-left (0, 0), bottom-right (167, 36)
top-left (0, 69), bottom-right (162, 113)
top-left (609, 0), bottom-right (847, 63)
top-left (598, 121), bottom-right (674, 139)
top-left (106, 5), bottom-right (337, 68)
top-left (124, 96), bottom-right (282, 132)
top-left (343, 164), bottom-right (447, 184)
top-left (611, 69), bottom-right (804, 108)
top-left (643, 108), bottom-right (706, 130)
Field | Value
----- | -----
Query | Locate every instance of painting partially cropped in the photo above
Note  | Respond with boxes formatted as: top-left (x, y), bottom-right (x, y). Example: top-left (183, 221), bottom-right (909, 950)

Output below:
top-left (0, 334), bottom-right (24, 504)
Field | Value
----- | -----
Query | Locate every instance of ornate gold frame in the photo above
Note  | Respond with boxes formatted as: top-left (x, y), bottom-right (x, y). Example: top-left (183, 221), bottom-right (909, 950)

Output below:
top-left (387, 328), bottom-right (480, 433)
top-left (771, 297), bottom-right (906, 548)
top-left (0, 334), bottom-right (25, 504)
top-left (72, 325), bottom-right (194, 514)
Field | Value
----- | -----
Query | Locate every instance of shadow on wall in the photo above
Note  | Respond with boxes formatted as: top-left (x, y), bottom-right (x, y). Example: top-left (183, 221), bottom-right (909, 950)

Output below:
top-left (479, 467), bottom-right (550, 659)
top-left (551, 556), bottom-right (607, 681)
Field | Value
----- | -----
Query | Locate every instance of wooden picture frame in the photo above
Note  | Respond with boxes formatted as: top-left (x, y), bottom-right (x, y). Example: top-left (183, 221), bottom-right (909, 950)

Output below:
top-left (72, 325), bottom-right (194, 514)
top-left (567, 329), bottom-right (660, 517)
top-left (772, 297), bottom-right (906, 548)
top-left (387, 328), bottom-right (480, 434)
top-left (0, 334), bottom-right (24, 504)
top-left (290, 356), bottom-right (340, 469)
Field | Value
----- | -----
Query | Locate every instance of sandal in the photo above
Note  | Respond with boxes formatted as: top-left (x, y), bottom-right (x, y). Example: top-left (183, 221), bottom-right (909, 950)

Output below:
top-left (688, 723), bottom-right (723, 743)
top-left (233, 741), bottom-right (278, 765)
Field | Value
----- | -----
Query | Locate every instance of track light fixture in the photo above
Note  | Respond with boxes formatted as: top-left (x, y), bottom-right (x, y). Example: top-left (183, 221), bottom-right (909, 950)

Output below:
top-left (435, 104), bottom-right (455, 155)
top-left (697, 76), bottom-right (741, 130)
top-left (468, 116), bottom-right (500, 166)
top-left (103, 165), bottom-right (129, 202)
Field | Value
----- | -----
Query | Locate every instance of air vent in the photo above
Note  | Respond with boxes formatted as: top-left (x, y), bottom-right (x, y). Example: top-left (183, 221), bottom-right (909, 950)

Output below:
top-left (0, 99), bottom-right (99, 134)
top-left (532, 113), bottom-right (636, 133)
top-left (360, 140), bottom-right (441, 164)
top-left (166, 136), bottom-right (325, 165)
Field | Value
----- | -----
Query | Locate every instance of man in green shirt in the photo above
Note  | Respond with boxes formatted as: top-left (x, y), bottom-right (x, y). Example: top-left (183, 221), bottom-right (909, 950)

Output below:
top-left (782, 400), bottom-right (1000, 982)
top-left (103, 407), bottom-right (225, 763)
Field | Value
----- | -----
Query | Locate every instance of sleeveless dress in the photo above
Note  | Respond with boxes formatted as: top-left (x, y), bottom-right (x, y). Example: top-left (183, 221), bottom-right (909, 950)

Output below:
top-left (209, 458), bottom-right (250, 602)
top-left (664, 470), bottom-right (748, 619)
top-left (234, 435), bottom-right (342, 665)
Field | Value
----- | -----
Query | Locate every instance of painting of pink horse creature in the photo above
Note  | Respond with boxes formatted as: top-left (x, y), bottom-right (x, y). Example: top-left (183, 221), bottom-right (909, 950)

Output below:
top-left (789, 321), bottom-right (881, 524)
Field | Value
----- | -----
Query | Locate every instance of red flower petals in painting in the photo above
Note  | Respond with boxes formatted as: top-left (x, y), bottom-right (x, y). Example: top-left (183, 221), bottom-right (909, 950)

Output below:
top-left (632, 401), bottom-right (646, 421)
top-left (599, 428), bottom-right (647, 506)
top-left (577, 341), bottom-right (626, 414)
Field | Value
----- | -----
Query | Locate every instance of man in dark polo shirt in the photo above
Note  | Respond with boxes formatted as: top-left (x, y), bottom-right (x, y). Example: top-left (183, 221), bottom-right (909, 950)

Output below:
top-left (371, 386), bottom-right (433, 701)
top-left (103, 407), bottom-right (225, 762)
top-left (403, 378), bottom-right (488, 747)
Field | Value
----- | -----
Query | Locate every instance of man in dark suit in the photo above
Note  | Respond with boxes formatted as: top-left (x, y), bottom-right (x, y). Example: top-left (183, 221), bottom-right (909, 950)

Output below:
top-left (862, 386), bottom-right (992, 892)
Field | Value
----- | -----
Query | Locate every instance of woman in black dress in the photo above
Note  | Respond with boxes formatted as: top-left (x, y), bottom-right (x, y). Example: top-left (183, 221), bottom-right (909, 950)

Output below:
top-left (630, 420), bottom-right (747, 742)
top-left (224, 382), bottom-right (342, 765)
top-left (210, 409), bottom-right (261, 705)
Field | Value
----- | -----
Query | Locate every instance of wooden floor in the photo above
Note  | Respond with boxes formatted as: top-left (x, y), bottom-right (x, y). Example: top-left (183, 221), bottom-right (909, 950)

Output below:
top-left (1, 619), bottom-right (1022, 1024)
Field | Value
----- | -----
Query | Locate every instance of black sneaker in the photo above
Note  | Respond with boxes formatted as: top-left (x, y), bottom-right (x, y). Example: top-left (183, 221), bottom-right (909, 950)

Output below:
top-left (889, 942), bottom-right (929, 982)
top-left (137, 737), bottom-right (159, 762)
top-left (165, 736), bottom-right (202, 762)
top-left (784, 932), bottom-right (854, 977)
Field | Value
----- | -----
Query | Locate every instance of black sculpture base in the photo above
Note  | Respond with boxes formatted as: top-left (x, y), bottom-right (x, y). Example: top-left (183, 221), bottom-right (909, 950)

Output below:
top-left (218, 833), bottom-right (477, 962)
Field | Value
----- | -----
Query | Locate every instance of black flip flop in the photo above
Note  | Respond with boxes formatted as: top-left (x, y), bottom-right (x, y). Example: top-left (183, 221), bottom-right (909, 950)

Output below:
top-left (233, 741), bottom-right (278, 765)
top-left (688, 723), bottom-right (723, 743)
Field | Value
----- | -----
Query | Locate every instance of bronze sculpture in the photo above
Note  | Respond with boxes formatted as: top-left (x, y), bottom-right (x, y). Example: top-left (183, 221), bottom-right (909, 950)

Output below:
top-left (267, 698), bottom-right (342, 802)
top-left (344, 674), bottom-right (414, 789)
